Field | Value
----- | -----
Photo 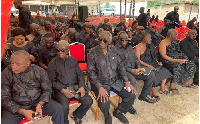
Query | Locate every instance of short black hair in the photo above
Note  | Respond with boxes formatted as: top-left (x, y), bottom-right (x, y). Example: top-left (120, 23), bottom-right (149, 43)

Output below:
top-left (141, 31), bottom-right (150, 40)
top-left (43, 33), bottom-right (55, 40)
top-left (13, 27), bottom-right (26, 37)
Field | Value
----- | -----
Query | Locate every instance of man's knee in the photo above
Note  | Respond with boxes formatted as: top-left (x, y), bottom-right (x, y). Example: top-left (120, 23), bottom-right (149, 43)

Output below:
top-left (98, 100), bottom-right (110, 110)
top-left (147, 71), bottom-right (155, 80)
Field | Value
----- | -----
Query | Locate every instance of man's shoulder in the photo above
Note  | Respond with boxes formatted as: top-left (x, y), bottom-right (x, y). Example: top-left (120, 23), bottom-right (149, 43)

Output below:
top-left (30, 64), bottom-right (46, 72)
top-left (2, 66), bottom-right (12, 76)
top-left (89, 45), bottom-right (98, 54)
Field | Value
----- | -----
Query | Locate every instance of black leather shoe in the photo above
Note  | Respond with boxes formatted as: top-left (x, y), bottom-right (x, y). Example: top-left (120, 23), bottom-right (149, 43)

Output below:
top-left (71, 112), bottom-right (82, 124)
top-left (113, 109), bottom-right (129, 124)
top-left (128, 106), bottom-right (137, 114)
top-left (139, 96), bottom-right (157, 103)
top-left (105, 115), bottom-right (112, 124)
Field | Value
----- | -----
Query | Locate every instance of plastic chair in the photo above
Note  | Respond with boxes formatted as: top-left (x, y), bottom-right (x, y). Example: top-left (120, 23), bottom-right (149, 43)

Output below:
top-left (69, 42), bottom-right (87, 72)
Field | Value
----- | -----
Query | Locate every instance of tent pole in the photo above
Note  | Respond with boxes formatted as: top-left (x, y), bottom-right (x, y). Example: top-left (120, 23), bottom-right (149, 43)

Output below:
top-left (120, 0), bottom-right (122, 21)
top-left (128, 0), bottom-right (133, 26)
top-left (99, 1), bottom-right (101, 17)
top-left (188, 2), bottom-right (193, 22)
top-left (132, 0), bottom-right (135, 21)
top-left (124, 0), bottom-right (126, 17)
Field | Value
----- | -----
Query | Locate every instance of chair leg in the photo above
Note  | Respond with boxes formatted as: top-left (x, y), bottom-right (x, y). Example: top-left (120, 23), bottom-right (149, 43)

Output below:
top-left (89, 91), bottom-right (100, 120)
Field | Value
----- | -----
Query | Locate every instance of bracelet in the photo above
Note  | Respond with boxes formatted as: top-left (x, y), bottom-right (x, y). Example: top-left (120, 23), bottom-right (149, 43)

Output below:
top-left (37, 103), bottom-right (43, 108)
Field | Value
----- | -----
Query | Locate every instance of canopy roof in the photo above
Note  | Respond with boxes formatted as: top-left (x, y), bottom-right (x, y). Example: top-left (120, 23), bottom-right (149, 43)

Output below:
top-left (22, 0), bottom-right (193, 5)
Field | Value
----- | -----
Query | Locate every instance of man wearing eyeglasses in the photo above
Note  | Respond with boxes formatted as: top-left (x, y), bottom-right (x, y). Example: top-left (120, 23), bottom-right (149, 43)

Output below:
top-left (87, 31), bottom-right (136, 124)
top-left (114, 32), bottom-right (157, 103)
top-left (130, 26), bottom-right (145, 47)
top-left (38, 33), bottom-right (57, 70)
top-left (149, 24), bottom-right (162, 47)
top-left (48, 40), bottom-right (93, 124)
top-left (164, 6), bottom-right (182, 29)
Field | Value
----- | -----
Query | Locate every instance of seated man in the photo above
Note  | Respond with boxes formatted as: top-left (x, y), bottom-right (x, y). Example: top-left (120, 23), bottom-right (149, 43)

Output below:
top-left (48, 40), bottom-right (93, 124)
top-left (114, 32), bottom-right (157, 103)
top-left (38, 33), bottom-right (57, 70)
top-left (1, 50), bottom-right (64, 124)
top-left (149, 24), bottom-right (162, 47)
top-left (130, 26), bottom-right (145, 47)
top-left (60, 28), bottom-right (79, 43)
top-left (135, 32), bottom-right (172, 99)
top-left (180, 29), bottom-right (199, 85)
top-left (87, 31), bottom-right (136, 124)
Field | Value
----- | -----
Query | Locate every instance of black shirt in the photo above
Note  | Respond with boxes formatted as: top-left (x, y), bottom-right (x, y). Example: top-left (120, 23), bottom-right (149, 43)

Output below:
top-left (164, 11), bottom-right (180, 29)
top-left (149, 31), bottom-right (162, 47)
top-left (48, 56), bottom-right (85, 92)
top-left (1, 64), bottom-right (52, 114)
top-left (138, 13), bottom-right (147, 29)
top-left (187, 20), bottom-right (195, 29)
top-left (19, 7), bottom-right (32, 34)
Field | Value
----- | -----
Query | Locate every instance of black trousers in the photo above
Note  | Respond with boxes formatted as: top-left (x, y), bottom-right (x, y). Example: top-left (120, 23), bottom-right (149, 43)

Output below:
top-left (1, 99), bottom-right (65, 124)
top-left (193, 59), bottom-right (199, 84)
top-left (127, 71), bottom-right (155, 98)
top-left (92, 86), bottom-right (136, 118)
top-left (54, 92), bottom-right (93, 124)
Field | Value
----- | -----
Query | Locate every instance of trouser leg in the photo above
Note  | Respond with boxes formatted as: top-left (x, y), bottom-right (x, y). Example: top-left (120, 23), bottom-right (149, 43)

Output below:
top-left (1, 109), bottom-right (24, 124)
top-left (111, 88), bottom-right (136, 113)
top-left (73, 94), bottom-right (93, 119)
top-left (54, 92), bottom-right (70, 124)
top-left (42, 99), bottom-right (65, 124)
top-left (134, 72), bottom-right (155, 98)
top-left (127, 72), bottom-right (137, 87)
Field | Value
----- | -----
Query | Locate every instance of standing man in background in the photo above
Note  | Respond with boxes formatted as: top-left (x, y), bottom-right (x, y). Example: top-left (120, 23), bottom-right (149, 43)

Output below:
top-left (138, 7), bottom-right (147, 29)
top-left (13, 0), bottom-right (32, 34)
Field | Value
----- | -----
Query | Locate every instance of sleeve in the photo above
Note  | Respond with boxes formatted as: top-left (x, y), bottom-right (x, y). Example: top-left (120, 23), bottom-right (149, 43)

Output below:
top-left (21, 10), bottom-right (31, 32)
top-left (1, 69), bottom-right (22, 114)
top-left (117, 54), bottom-right (129, 82)
top-left (47, 59), bottom-right (64, 92)
top-left (79, 32), bottom-right (88, 45)
top-left (180, 40), bottom-right (197, 59)
top-left (29, 42), bottom-right (37, 57)
top-left (38, 68), bottom-right (52, 102)
top-left (86, 50), bottom-right (102, 89)
top-left (74, 59), bottom-right (85, 88)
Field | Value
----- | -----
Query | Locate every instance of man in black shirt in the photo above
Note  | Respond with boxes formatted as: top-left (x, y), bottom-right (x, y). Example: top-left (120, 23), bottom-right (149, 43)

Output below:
top-left (38, 33), bottom-right (57, 70)
top-left (164, 6), bottom-right (181, 29)
top-left (138, 7), bottom-right (147, 29)
top-left (187, 17), bottom-right (197, 29)
top-left (130, 26), bottom-right (145, 47)
top-left (180, 29), bottom-right (199, 85)
top-left (13, 0), bottom-right (32, 34)
top-left (1, 50), bottom-right (64, 124)
top-left (48, 40), bottom-right (93, 124)
top-left (87, 31), bottom-right (136, 124)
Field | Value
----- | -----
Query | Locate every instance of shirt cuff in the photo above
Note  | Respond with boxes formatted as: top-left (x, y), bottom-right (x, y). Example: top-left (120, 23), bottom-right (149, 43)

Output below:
top-left (95, 82), bottom-right (102, 90)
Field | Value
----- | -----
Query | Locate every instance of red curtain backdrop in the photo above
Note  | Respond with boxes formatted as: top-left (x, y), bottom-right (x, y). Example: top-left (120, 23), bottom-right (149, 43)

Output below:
top-left (1, 0), bottom-right (13, 55)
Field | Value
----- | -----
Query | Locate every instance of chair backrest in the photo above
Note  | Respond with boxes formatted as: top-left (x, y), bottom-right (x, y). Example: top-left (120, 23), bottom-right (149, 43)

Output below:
top-left (69, 42), bottom-right (85, 62)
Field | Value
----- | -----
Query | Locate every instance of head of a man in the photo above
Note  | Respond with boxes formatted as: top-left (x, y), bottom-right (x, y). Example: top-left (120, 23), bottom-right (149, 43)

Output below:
top-left (98, 31), bottom-right (112, 49)
top-left (68, 28), bottom-right (76, 39)
top-left (139, 7), bottom-right (145, 13)
top-left (10, 50), bottom-right (31, 74)
top-left (167, 29), bottom-right (178, 40)
top-left (188, 29), bottom-right (197, 40)
top-left (44, 21), bottom-right (51, 30)
top-left (141, 31), bottom-right (152, 45)
top-left (150, 24), bottom-right (157, 32)
top-left (192, 17), bottom-right (197, 22)
top-left (30, 23), bottom-right (40, 35)
top-left (43, 33), bottom-right (55, 48)
top-left (121, 18), bottom-right (126, 24)
top-left (132, 21), bottom-right (138, 30)
top-left (13, 27), bottom-right (26, 45)
top-left (84, 22), bottom-right (92, 34)
top-left (57, 40), bottom-right (69, 59)
top-left (164, 19), bottom-right (170, 26)
top-left (152, 15), bottom-right (155, 19)
top-left (13, 0), bottom-right (22, 9)
top-left (104, 18), bottom-right (109, 24)
top-left (174, 6), bottom-right (179, 13)
top-left (136, 26), bottom-right (145, 35)
top-left (118, 31), bottom-right (129, 47)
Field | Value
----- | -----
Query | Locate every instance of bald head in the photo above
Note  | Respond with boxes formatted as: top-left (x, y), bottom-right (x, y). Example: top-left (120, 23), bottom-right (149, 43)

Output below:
top-left (188, 29), bottom-right (197, 40)
top-left (30, 23), bottom-right (39, 30)
top-left (174, 6), bottom-right (179, 13)
top-left (58, 40), bottom-right (69, 48)
top-left (13, 0), bottom-right (22, 9)
top-left (139, 7), bottom-right (145, 13)
top-left (11, 50), bottom-right (30, 62)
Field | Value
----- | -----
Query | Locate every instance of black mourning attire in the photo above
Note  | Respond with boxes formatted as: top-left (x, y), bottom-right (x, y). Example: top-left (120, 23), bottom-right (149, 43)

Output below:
top-left (38, 43), bottom-right (57, 68)
top-left (187, 20), bottom-right (195, 29)
top-left (114, 43), bottom-right (155, 98)
top-left (160, 40), bottom-right (196, 84)
top-left (149, 31), bottom-right (162, 47)
top-left (160, 26), bottom-right (171, 38)
top-left (48, 56), bottom-right (93, 124)
top-left (164, 11), bottom-right (180, 29)
top-left (180, 36), bottom-right (199, 84)
top-left (1, 64), bottom-right (64, 124)
top-left (138, 13), bottom-right (147, 29)
top-left (87, 45), bottom-right (136, 118)
top-left (19, 7), bottom-right (32, 34)
top-left (140, 44), bottom-right (172, 87)
top-left (130, 33), bottom-right (142, 47)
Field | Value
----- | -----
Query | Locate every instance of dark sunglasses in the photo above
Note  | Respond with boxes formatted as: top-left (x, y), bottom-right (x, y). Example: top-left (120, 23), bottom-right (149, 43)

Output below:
top-left (56, 49), bottom-right (67, 53)
top-left (152, 26), bottom-right (157, 28)
top-left (120, 38), bottom-right (129, 41)
top-left (98, 38), bottom-right (108, 43)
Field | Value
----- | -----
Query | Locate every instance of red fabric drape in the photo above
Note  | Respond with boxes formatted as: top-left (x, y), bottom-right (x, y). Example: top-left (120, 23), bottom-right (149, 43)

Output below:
top-left (1, 0), bottom-right (13, 55)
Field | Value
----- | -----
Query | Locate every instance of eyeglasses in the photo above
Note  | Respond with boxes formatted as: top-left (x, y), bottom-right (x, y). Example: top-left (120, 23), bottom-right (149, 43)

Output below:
top-left (56, 49), bottom-right (67, 53)
top-left (151, 26), bottom-right (156, 29)
top-left (120, 38), bottom-right (129, 41)
top-left (98, 38), bottom-right (108, 43)
top-left (139, 29), bottom-right (145, 31)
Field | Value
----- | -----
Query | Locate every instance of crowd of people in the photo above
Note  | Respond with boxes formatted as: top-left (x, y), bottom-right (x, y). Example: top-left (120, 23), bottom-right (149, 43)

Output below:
top-left (1, 0), bottom-right (199, 124)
